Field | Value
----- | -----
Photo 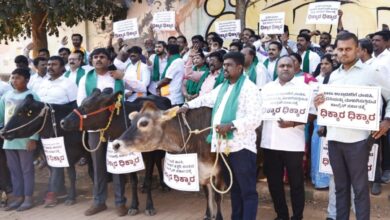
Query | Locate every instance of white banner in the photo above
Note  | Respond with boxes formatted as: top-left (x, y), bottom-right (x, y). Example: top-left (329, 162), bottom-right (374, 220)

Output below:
top-left (41, 137), bottom-right (69, 168)
top-left (259, 12), bottom-right (285, 34)
top-left (319, 138), bottom-right (378, 181)
top-left (106, 142), bottom-right (145, 174)
top-left (261, 86), bottom-right (313, 123)
top-left (215, 20), bottom-right (241, 39)
top-left (163, 153), bottom-right (199, 191)
top-left (113, 18), bottom-right (139, 40)
top-left (317, 85), bottom-right (381, 131)
top-left (306, 1), bottom-right (341, 24)
top-left (152, 11), bottom-right (175, 31)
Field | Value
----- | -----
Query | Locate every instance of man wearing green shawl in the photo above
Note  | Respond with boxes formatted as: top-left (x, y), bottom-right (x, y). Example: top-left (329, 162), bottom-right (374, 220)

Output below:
top-left (76, 48), bottom-right (127, 217)
top-left (297, 34), bottom-right (320, 74)
top-left (147, 41), bottom-right (167, 95)
top-left (196, 51), bottom-right (225, 96)
top-left (241, 46), bottom-right (271, 89)
top-left (179, 52), bottom-right (262, 220)
top-left (263, 41), bottom-right (282, 81)
top-left (64, 52), bottom-right (85, 86)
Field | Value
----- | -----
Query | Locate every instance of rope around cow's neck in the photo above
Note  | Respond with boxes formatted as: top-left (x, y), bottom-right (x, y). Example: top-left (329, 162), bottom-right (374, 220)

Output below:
top-left (178, 113), bottom-right (233, 194)
top-left (81, 95), bottom-right (122, 153)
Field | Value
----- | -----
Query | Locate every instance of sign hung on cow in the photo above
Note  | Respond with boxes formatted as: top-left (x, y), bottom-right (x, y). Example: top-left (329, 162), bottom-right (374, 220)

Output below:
top-left (319, 138), bottom-right (378, 181)
top-left (106, 142), bottom-right (145, 174)
top-left (152, 11), bottom-right (176, 31)
top-left (260, 86), bottom-right (313, 123)
top-left (259, 12), bottom-right (285, 35)
top-left (41, 137), bottom-right (70, 168)
top-left (113, 18), bottom-right (140, 40)
top-left (317, 85), bottom-right (381, 131)
top-left (163, 153), bottom-right (199, 191)
top-left (306, 1), bottom-right (341, 24)
top-left (215, 20), bottom-right (241, 40)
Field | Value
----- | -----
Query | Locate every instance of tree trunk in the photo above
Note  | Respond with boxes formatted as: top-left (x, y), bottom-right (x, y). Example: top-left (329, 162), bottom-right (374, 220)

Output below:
top-left (235, 0), bottom-right (246, 31)
top-left (31, 10), bottom-right (48, 58)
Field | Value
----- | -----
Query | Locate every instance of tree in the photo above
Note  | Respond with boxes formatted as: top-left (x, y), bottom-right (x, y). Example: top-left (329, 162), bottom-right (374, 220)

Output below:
top-left (235, 0), bottom-right (263, 31)
top-left (0, 0), bottom-right (129, 57)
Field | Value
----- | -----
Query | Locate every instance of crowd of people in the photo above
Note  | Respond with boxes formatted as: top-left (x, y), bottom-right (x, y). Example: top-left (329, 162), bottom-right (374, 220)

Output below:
top-left (0, 9), bottom-right (390, 220)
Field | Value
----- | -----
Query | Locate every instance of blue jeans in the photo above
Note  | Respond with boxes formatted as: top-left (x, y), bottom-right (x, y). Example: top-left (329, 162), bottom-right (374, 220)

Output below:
top-left (221, 149), bottom-right (258, 220)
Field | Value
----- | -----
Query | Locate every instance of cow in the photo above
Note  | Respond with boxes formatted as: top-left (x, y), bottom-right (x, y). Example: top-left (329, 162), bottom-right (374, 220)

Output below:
top-left (60, 88), bottom-right (172, 216)
top-left (112, 101), bottom-right (225, 220)
top-left (0, 94), bottom-right (89, 205)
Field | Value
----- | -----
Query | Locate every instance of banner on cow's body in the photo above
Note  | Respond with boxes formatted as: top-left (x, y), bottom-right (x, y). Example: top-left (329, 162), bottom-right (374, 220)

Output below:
top-left (259, 12), bottom-right (285, 34)
top-left (215, 20), bottom-right (241, 40)
top-left (106, 142), bottom-right (145, 174)
top-left (113, 18), bottom-right (139, 40)
top-left (261, 86), bottom-right (313, 123)
top-left (152, 11), bottom-right (175, 31)
top-left (319, 138), bottom-right (378, 181)
top-left (306, 1), bottom-right (341, 24)
top-left (41, 137), bottom-right (69, 168)
top-left (163, 153), bottom-right (199, 191)
top-left (317, 85), bottom-right (381, 131)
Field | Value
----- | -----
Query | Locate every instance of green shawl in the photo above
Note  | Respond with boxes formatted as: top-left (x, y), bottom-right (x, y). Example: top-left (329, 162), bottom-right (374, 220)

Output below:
top-left (196, 68), bottom-right (225, 94)
top-left (64, 68), bottom-right (85, 86)
top-left (302, 49), bottom-right (311, 73)
top-left (85, 70), bottom-right (124, 96)
top-left (152, 55), bottom-right (160, 81)
top-left (206, 74), bottom-right (246, 143)
top-left (186, 64), bottom-right (208, 95)
top-left (160, 54), bottom-right (181, 80)
top-left (263, 58), bottom-right (278, 80)
top-left (246, 56), bottom-right (259, 83)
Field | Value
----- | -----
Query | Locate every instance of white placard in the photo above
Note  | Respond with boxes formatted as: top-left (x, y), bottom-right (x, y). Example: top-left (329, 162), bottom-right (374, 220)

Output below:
top-left (41, 137), bottom-right (69, 168)
top-left (317, 85), bottom-right (381, 131)
top-left (113, 18), bottom-right (139, 40)
top-left (306, 1), bottom-right (341, 24)
top-left (163, 153), bottom-right (199, 191)
top-left (215, 20), bottom-right (241, 39)
top-left (261, 86), bottom-right (313, 123)
top-left (106, 142), bottom-right (145, 174)
top-left (319, 138), bottom-right (378, 181)
top-left (152, 11), bottom-right (175, 31)
top-left (259, 12), bottom-right (285, 34)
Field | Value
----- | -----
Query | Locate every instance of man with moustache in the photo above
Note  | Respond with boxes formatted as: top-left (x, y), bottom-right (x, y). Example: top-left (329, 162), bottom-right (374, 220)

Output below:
top-left (77, 48), bottom-right (127, 216)
top-left (319, 32), bottom-right (332, 56)
top-left (61, 34), bottom-right (89, 64)
top-left (241, 46), bottom-right (270, 89)
top-left (297, 34), bottom-right (320, 74)
top-left (315, 32), bottom-right (390, 220)
top-left (28, 57), bottom-right (49, 93)
top-left (196, 51), bottom-right (225, 96)
top-left (64, 53), bottom-right (85, 87)
top-left (147, 41), bottom-right (168, 95)
top-left (263, 41), bottom-right (282, 81)
top-left (58, 47), bottom-right (71, 71)
top-left (178, 52), bottom-right (262, 220)
top-left (36, 56), bottom-right (78, 207)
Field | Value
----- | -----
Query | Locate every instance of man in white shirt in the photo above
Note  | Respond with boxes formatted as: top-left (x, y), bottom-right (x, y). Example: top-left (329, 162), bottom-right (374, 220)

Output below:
top-left (263, 41), bottom-right (282, 81)
top-left (315, 32), bottom-right (390, 220)
top-left (123, 46), bottom-right (150, 102)
top-left (147, 41), bottom-right (168, 95)
top-left (28, 57), bottom-right (49, 93)
top-left (77, 48), bottom-right (127, 217)
top-left (63, 53), bottom-right (85, 87)
top-left (241, 46), bottom-right (270, 89)
top-left (178, 52), bottom-right (262, 220)
top-left (261, 56), bottom-right (314, 220)
top-left (58, 48), bottom-right (71, 71)
top-left (156, 44), bottom-right (184, 106)
top-left (297, 34), bottom-right (320, 74)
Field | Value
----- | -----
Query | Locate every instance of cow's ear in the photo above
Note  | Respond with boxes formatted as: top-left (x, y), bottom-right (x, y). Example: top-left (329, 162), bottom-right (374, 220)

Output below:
top-left (128, 111), bottom-right (138, 121)
top-left (159, 106), bottom-right (179, 122)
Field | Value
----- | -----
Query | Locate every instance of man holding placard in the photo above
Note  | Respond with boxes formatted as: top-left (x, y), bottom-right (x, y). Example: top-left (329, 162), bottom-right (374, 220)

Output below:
top-left (261, 55), bottom-right (314, 220)
top-left (315, 32), bottom-right (390, 220)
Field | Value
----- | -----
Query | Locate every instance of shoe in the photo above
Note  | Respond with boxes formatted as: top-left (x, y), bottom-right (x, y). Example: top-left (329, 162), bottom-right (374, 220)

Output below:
top-left (84, 204), bottom-right (107, 216)
top-left (44, 192), bottom-right (58, 208)
top-left (381, 170), bottom-right (390, 183)
top-left (4, 198), bottom-right (24, 211)
top-left (371, 183), bottom-right (382, 195)
top-left (16, 196), bottom-right (33, 211)
top-left (116, 204), bottom-right (128, 217)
